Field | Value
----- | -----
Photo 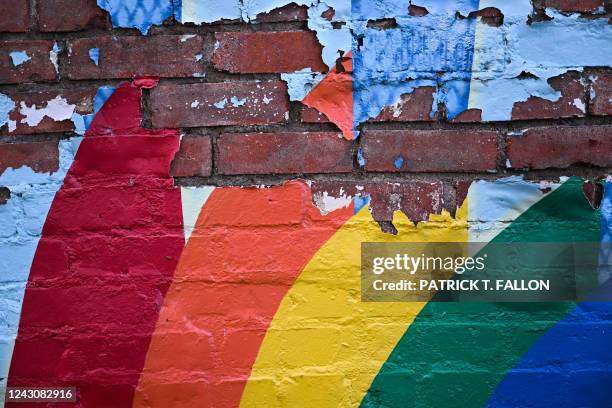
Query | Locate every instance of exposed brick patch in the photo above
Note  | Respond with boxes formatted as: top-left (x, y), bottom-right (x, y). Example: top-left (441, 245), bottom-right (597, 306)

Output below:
top-left (535, 0), bottom-right (604, 12)
top-left (66, 35), bottom-right (204, 80)
top-left (0, 187), bottom-right (10, 205)
top-left (370, 87), bottom-right (435, 122)
top-left (363, 130), bottom-right (498, 172)
top-left (2, 88), bottom-right (97, 135)
top-left (408, 5), bottom-right (429, 16)
top-left (452, 109), bottom-right (483, 122)
top-left (254, 4), bottom-right (308, 22)
top-left (0, 141), bottom-right (59, 174)
top-left (170, 135), bottom-right (212, 177)
top-left (0, 0), bottom-right (30, 32)
top-left (217, 132), bottom-right (352, 175)
top-left (0, 40), bottom-right (58, 84)
top-left (300, 104), bottom-right (331, 123)
top-left (506, 126), bottom-right (612, 169)
top-left (511, 71), bottom-right (586, 120)
top-left (311, 180), bottom-right (443, 223)
top-left (455, 180), bottom-right (472, 208)
top-left (212, 32), bottom-right (327, 74)
top-left (588, 69), bottom-right (612, 116)
top-left (38, 0), bottom-right (108, 32)
top-left (149, 81), bottom-right (289, 128)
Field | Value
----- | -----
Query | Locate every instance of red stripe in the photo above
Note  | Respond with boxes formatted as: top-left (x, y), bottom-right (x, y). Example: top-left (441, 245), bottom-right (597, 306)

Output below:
top-left (7, 82), bottom-right (185, 408)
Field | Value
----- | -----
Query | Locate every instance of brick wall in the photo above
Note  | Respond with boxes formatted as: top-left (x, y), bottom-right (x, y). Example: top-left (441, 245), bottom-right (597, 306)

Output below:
top-left (1, 0), bottom-right (612, 407)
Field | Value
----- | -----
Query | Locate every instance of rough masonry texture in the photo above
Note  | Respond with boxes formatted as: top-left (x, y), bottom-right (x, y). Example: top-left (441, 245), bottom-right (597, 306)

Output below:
top-left (0, 0), bottom-right (612, 407)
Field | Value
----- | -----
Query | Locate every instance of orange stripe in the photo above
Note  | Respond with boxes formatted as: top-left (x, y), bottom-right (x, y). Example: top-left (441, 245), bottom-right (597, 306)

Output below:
top-left (133, 181), bottom-right (353, 408)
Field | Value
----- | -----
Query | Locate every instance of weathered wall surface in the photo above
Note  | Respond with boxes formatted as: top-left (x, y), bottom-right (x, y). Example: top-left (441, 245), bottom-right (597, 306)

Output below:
top-left (1, 0), bottom-right (612, 407)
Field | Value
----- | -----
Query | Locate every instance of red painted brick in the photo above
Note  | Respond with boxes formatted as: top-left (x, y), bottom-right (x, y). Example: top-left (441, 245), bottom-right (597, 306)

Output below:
top-left (149, 81), bottom-right (289, 128)
top-left (38, 0), bottom-right (108, 32)
top-left (300, 104), bottom-right (331, 123)
top-left (588, 69), bottom-right (612, 116)
top-left (66, 35), bottom-right (204, 80)
top-left (0, 40), bottom-right (58, 84)
top-left (538, 0), bottom-right (604, 12)
top-left (311, 180), bottom-right (443, 223)
top-left (506, 126), bottom-right (612, 169)
top-left (213, 32), bottom-right (327, 74)
top-left (2, 88), bottom-right (97, 135)
top-left (217, 132), bottom-right (352, 175)
top-left (370, 87), bottom-right (435, 122)
top-left (254, 4), bottom-right (308, 22)
top-left (0, 0), bottom-right (30, 32)
top-left (363, 130), bottom-right (498, 172)
top-left (170, 135), bottom-right (212, 177)
top-left (0, 140), bottom-right (59, 174)
top-left (511, 71), bottom-right (586, 120)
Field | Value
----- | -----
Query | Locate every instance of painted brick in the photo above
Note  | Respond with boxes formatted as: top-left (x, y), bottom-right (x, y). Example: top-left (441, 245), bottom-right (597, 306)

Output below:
top-left (536, 0), bottom-right (604, 12)
top-left (0, 0), bottom-right (30, 32)
top-left (254, 4), bottom-right (308, 22)
top-left (217, 132), bottom-right (353, 175)
top-left (311, 180), bottom-right (443, 223)
top-left (511, 71), bottom-right (586, 120)
top-left (363, 130), bottom-right (498, 172)
top-left (212, 32), bottom-right (327, 74)
top-left (149, 81), bottom-right (289, 128)
top-left (506, 126), bottom-right (612, 169)
top-left (66, 35), bottom-right (204, 80)
top-left (2, 88), bottom-right (97, 135)
top-left (0, 140), bottom-right (59, 174)
top-left (588, 69), bottom-right (612, 116)
top-left (170, 135), bottom-right (212, 177)
top-left (370, 87), bottom-right (436, 122)
top-left (0, 40), bottom-right (58, 84)
top-left (38, 0), bottom-right (108, 32)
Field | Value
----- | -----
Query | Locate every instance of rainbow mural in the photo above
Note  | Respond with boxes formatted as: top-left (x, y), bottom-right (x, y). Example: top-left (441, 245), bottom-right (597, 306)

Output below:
top-left (0, 80), bottom-right (611, 407)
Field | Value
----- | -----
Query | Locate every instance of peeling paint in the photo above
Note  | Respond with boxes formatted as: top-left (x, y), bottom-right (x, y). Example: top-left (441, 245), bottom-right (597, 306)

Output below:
top-left (0, 94), bottom-right (15, 130)
top-left (313, 188), bottom-right (352, 215)
top-left (213, 98), bottom-right (227, 109)
top-left (230, 96), bottom-right (246, 107)
top-left (97, 0), bottom-right (175, 34)
top-left (89, 47), bottom-right (100, 66)
top-left (49, 42), bottom-right (60, 74)
top-left (9, 51), bottom-right (30, 66)
top-left (281, 68), bottom-right (325, 101)
top-left (18, 96), bottom-right (76, 127)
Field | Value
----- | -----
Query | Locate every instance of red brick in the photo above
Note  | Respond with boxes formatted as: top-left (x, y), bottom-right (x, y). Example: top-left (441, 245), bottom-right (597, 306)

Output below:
top-left (300, 104), bottom-right (331, 123)
top-left (149, 81), bottom-right (289, 128)
top-left (0, 187), bottom-right (9, 204)
top-left (511, 71), bottom-right (586, 120)
top-left (38, 0), bottom-right (108, 32)
top-left (0, 40), bottom-right (58, 84)
top-left (538, 0), bottom-right (604, 12)
top-left (66, 35), bottom-right (204, 80)
top-left (0, 140), bottom-right (59, 174)
top-left (588, 69), bottom-right (612, 116)
top-left (363, 130), bottom-right (498, 172)
top-left (217, 132), bottom-right (352, 175)
top-left (370, 87), bottom-right (435, 122)
top-left (254, 4), bottom-right (308, 22)
top-left (0, 0), bottom-right (30, 32)
top-left (506, 126), bottom-right (612, 169)
top-left (170, 135), bottom-right (212, 177)
top-left (311, 181), bottom-right (443, 223)
top-left (2, 88), bottom-right (97, 135)
top-left (213, 32), bottom-right (327, 74)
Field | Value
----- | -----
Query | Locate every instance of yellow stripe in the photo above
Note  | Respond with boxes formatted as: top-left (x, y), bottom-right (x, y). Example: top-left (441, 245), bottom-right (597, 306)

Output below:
top-left (240, 204), bottom-right (468, 407)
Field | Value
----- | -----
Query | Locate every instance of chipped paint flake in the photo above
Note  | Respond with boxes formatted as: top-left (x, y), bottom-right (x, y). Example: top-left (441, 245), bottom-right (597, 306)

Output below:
top-left (0, 93), bottom-right (15, 130)
top-left (230, 96), bottom-right (247, 107)
top-left (89, 47), bottom-right (100, 66)
top-left (313, 188), bottom-right (352, 215)
top-left (19, 96), bottom-right (76, 127)
top-left (49, 42), bottom-right (60, 74)
top-left (9, 51), bottom-right (30, 66)
top-left (213, 98), bottom-right (227, 109)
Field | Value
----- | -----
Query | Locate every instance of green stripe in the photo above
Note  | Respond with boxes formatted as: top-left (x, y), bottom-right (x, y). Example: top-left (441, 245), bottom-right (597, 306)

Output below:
top-left (360, 178), bottom-right (601, 408)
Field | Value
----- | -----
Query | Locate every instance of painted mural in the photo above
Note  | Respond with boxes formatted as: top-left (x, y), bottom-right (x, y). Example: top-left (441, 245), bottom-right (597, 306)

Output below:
top-left (0, 79), bottom-right (610, 406)
top-left (1, 0), bottom-right (612, 407)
